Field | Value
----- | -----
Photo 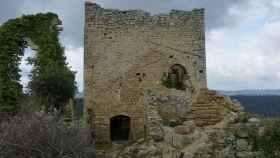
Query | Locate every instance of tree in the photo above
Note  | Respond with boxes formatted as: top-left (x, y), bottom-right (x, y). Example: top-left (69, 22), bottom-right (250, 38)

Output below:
top-left (29, 65), bottom-right (76, 112)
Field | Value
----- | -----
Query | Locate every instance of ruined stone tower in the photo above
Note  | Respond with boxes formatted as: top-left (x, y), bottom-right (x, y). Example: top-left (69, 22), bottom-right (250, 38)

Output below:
top-left (84, 2), bottom-right (207, 144)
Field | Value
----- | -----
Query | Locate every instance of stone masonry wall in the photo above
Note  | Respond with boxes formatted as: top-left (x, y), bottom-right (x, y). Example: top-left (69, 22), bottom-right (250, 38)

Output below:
top-left (84, 2), bottom-right (207, 144)
top-left (188, 89), bottom-right (243, 127)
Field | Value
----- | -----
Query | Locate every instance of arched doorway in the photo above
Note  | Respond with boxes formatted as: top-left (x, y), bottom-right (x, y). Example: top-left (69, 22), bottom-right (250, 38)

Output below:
top-left (110, 115), bottom-right (130, 141)
top-left (168, 64), bottom-right (187, 90)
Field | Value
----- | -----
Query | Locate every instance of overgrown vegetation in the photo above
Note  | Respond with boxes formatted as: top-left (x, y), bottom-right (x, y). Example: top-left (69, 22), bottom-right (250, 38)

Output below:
top-left (0, 13), bottom-right (88, 157)
top-left (161, 72), bottom-right (173, 88)
top-left (30, 65), bottom-right (76, 113)
top-left (0, 112), bottom-right (95, 158)
top-left (161, 72), bottom-right (186, 90)
top-left (0, 13), bottom-right (76, 114)
top-left (253, 118), bottom-right (280, 158)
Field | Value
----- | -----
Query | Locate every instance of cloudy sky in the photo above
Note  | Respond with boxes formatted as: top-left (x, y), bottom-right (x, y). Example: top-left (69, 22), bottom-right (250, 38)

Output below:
top-left (1, 0), bottom-right (280, 91)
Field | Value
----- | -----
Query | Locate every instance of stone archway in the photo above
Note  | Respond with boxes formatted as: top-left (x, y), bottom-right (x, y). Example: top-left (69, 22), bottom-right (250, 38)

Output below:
top-left (110, 115), bottom-right (130, 141)
top-left (168, 64), bottom-right (187, 90)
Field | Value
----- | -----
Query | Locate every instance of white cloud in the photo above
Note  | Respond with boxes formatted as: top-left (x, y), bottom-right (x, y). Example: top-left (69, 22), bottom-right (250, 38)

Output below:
top-left (64, 43), bottom-right (84, 92)
top-left (207, 0), bottom-right (280, 90)
top-left (19, 47), bottom-right (35, 92)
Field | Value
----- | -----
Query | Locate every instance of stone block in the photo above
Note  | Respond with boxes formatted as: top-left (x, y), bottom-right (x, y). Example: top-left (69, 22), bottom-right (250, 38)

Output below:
top-left (236, 139), bottom-right (249, 151)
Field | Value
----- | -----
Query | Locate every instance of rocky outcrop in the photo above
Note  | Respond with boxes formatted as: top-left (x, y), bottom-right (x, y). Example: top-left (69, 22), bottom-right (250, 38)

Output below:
top-left (99, 89), bottom-right (264, 158)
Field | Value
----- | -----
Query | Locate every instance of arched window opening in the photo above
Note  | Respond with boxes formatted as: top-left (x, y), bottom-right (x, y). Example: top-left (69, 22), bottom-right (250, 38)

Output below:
top-left (162, 64), bottom-right (187, 90)
top-left (110, 115), bottom-right (130, 141)
top-left (19, 47), bottom-right (35, 93)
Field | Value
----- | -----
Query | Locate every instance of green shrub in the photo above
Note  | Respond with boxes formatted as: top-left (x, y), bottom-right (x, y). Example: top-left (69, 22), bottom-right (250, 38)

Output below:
top-left (238, 112), bottom-right (250, 123)
top-left (253, 118), bottom-right (280, 158)
top-left (29, 65), bottom-right (76, 112)
top-left (161, 72), bottom-right (172, 88)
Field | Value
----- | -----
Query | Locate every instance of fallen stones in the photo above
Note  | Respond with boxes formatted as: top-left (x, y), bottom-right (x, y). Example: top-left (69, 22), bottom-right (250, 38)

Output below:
top-left (149, 125), bottom-right (164, 141)
top-left (175, 121), bottom-right (196, 135)
top-left (175, 126), bottom-right (193, 135)
top-left (118, 141), bottom-right (162, 158)
top-left (232, 124), bottom-right (250, 138)
top-left (248, 118), bottom-right (260, 124)
top-left (236, 139), bottom-right (249, 151)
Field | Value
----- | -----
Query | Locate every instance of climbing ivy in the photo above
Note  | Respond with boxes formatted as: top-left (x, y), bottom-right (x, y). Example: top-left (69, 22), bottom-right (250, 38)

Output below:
top-left (161, 72), bottom-right (173, 88)
top-left (161, 72), bottom-right (186, 90)
top-left (0, 13), bottom-right (76, 114)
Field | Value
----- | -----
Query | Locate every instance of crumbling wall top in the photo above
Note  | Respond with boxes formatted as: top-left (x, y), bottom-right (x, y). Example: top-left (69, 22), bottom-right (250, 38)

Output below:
top-left (85, 2), bottom-right (204, 26)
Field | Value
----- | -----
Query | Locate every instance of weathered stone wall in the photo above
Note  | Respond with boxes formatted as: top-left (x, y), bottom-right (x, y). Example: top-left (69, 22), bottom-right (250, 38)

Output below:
top-left (84, 2), bottom-right (207, 144)
top-left (188, 89), bottom-right (243, 127)
top-left (144, 89), bottom-right (191, 127)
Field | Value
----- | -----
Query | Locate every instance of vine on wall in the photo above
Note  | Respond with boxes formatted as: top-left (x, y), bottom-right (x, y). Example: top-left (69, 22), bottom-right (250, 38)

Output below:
top-left (0, 13), bottom-right (76, 114)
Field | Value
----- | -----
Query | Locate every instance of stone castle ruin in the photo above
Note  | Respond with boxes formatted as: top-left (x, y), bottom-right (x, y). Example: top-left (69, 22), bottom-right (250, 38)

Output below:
top-left (83, 2), bottom-right (267, 158)
top-left (84, 2), bottom-right (207, 144)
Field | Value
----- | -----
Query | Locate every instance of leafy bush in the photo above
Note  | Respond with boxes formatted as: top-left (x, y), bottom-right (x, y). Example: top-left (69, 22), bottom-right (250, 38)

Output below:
top-left (29, 65), bottom-right (76, 112)
top-left (253, 118), bottom-right (280, 158)
top-left (0, 112), bottom-right (95, 158)
top-left (237, 111), bottom-right (250, 123)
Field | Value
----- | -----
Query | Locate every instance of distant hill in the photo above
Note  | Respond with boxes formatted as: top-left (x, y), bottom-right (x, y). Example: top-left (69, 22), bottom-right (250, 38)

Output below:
top-left (230, 95), bottom-right (280, 117)
top-left (218, 89), bottom-right (280, 117)
top-left (219, 89), bottom-right (280, 96)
